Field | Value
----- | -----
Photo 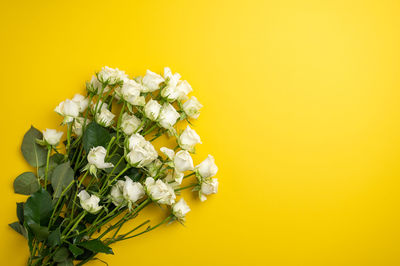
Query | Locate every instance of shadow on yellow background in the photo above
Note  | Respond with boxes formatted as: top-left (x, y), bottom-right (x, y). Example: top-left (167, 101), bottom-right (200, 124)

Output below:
top-left (1, 0), bottom-right (400, 265)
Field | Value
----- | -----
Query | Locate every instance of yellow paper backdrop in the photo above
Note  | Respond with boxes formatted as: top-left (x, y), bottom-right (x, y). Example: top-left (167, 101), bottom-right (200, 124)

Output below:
top-left (1, 0), bottom-right (400, 265)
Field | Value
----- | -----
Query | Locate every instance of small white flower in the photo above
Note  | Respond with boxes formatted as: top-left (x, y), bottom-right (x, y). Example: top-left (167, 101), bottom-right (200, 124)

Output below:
top-left (196, 155), bottom-right (218, 179)
top-left (78, 190), bottom-right (103, 214)
top-left (110, 180), bottom-right (125, 207)
top-left (160, 147), bottom-right (175, 160)
top-left (121, 113), bottom-right (143, 135)
top-left (161, 67), bottom-right (192, 102)
top-left (174, 150), bottom-right (194, 173)
top-left (144, 99), bottom-right (161, 121)
top-left (199, 178), bottom-right (218, 202)
top-left (71, 94), bottom-right (89, 113)
top-left (164, 170), bottom-right (184, 185)
top-left (86, 146), bottom-right (114, 176)
top-left (97, 66), bottom-right (128, 85)
top-left (163, 67), bottom-right (181, 88)
top-left (95, 107), bottom-right (115, 127)
top-left (43, 129), bottom-right (63, 146)
top-left (179, 125), bottom-right (202, 152)
top-left (172, 198), bottom-right (190, 221)
top-left (126, 134), bottom-right (158, 167)
top-left (183, 96), bottom-right (202, 119)
top-left (54, 99), bottom-right (80, 123)
top-left (72, 117), bottom-right (90, 137)
top-left (142, 70), bottom-right (164, 92)
top-left (87, 75), bottom-right (103, 94)
top-left (158, 103), bottom-right (180, 129)
top-left (145, 177), bottom-right (176, 205)
top-left (122, 177), bottom-right (145, 208)
top-left (119, 79), bottom-right (143, 105)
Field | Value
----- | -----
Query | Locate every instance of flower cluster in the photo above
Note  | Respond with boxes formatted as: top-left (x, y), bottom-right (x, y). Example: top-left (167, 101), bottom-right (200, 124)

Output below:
top-left (10, 66), bottom-right (218, 266)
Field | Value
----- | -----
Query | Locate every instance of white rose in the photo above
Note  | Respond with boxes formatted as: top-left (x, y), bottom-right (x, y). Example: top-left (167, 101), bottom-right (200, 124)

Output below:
top-left (122, 177), bottom-right (145, 205)
top-left (144, 100), bottom-right (161, 121)
top-left (87, 146), bottom-right (114, 173)
top-left (126, 134), bottom-right (158, 167)
top-left (121, 113), bottom-right (143, 135)
top-left (97, 66), bottom-right (128, 85)
top-left (172, 198), bottom-right (190, 220)
top-left (42, 129), bottom-right (63, 146)
top-left (72, 117), bottom-right (90, 137)
top-left (174, 150), bottom-right (194, 172)
top-left (164, 170), bottom-right (184, 186)
top-left (54, 99), bottom-right (80, 123)
top-left (183, 96), bottom-right (202, 119)
top-left (161, 80), bottom-right (192, 102)
top-left (95, 107), bottom-right (115, 127)
top-left (142, 70), bottom-right (164, 92)
top-left (163, 67), bottom-right (181, 87)
top-left (78, 190), bottom-right (103, 214)
top-left (179, 125), bottom-right (202, 152)
top-left (160, 147), bottom-right (175, 160)
top-left (200, 178), bottom-right (218, 202)
top-left (158, 103), bottom-right (180, 129)
top-left (145, 177), bottom-right (176, 205)
top-left (90, 99), bottom-right (108, 114)
top-left (196, 155), bottom-right (218, 178)
top-left (120, 79), bottom-right (143, 105)
top-left (72, 94), bottom-right (89, 113)
top-left (87, 75), bottom-right (103, 94)
top-left (110, 180), bottom-right (125, 207)
top-left (146, 159), bottom-right (163, 177)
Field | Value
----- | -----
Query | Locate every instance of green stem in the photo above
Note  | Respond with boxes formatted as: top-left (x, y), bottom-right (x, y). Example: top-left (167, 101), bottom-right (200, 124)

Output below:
top-left (175, 183), bottom-right (197, 192)
top-left (119, 215), bottom-right (172, 241)
top-left (44, 146), bottom-right (51, 189)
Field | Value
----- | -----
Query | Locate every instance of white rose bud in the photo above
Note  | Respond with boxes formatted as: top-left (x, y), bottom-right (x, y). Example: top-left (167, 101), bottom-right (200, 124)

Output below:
top-left (145, 177), bottom-right (176, 205)
top-left (95, 107), bottom-right (115, 127)
top-left (122, 177), bottom-right (145, 207)
top-left (87, 75), bottom-right (103, 94)
top-left (179, 125), bottom-right (202, 152)
top-left (162, 80), bottom-right (192, 102)
top-left (72, 94), bottom-right (89, 113)
top-left (72, 117), bottom-right (90, 137)
top-left (126, 134), bottom-right (158, 167)
top-left (183, 96), bottom-right (203, 119)
top-left (158, 103), bottom-right (180, 129)
top-left (144, 100), bottom-right (161, 121)
top-left (120, 79), bottom-right (143, 105)
top-left (172, 198), bottom-right (191, 221)
top-left (110, 180), bottom-right (125, 207)
top-left (200, 178), bottom-right (218, 202)
top-left (78, 190), bottom-right (103, 214)
top-left (54, 99), bottom-right (80, 123)
top-left (174, 150), bottom-right (194, 172)
top-left (97, 66), bottom-right (128, 85)
top-left (160, 147), bottom-right (175, 160)
top-left (121, 113), bottom-right (143, 135)
top-left (86, 146), bottom-right (114, 176)
top-left (196, 155), bottom-right (218, 179)
top-left (142, 70), bottom-right (164, 92)
top-left (42, 129), bottom-right (63, 146)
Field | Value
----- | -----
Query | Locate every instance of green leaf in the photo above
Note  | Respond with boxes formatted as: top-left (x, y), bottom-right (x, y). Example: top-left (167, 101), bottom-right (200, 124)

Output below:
top-left (29, 223), bottom-right (50, 241)
top-left (17, 202), bottom-right (24, 224)
top-left (9, 222), bottom-right (28, 239)
top-left (48, 227), bottom-right (61, 248)
top-left (53, 247), bottom-right (70, 262)
top-left (104, 154), bottom-right (126, 174)
top-left (82, 122), bottom-right (111, 152)
top-left (21, 126), bottom-right (48, 167)
top-left (69, 244), bottom-right (84, 257)
top-left (57, 259), bottom-right (74, 266)
top-left (50, 162), bottom-right (74, 198)
top-left (13, 172), bottom-right (40, 195)
top-left (24, 188), bottom-right (53, 227)
top-left (79, 239), bottom-right (114, 254)
top-left (38, 153), bottom-right (65, 179)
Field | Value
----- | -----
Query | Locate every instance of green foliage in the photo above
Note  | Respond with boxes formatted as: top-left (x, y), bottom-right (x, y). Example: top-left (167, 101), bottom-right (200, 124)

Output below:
top-left (50, 162), bottom-right (74, 198)
top-left (53, 247), bottom-right (70, 262)
top-left (9, 222), bottom-right (28, 238)
top-left (82, 122), bottom-right (111, 152)
top-left (13, 172), bottom-right (40, 195)
top-left (21, 126), bottom-right (48, 167)
top-left (79, 239), bottom-right (114, 254)
top-left (38, 153), bottom-right (64, 179)
top-left (68, 244), bottom-right (84, 257)
top-left (48, 227), bottom-right (61, 248)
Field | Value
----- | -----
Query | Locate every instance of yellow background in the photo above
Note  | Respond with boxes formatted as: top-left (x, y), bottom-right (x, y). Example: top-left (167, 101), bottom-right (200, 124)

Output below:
top-left (1, 0), bottom-right (400, 265)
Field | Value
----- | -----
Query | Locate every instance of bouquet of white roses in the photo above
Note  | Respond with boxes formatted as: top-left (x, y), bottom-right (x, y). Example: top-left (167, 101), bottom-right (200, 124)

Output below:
top-left (9, 66), bottom-right (219, 265)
